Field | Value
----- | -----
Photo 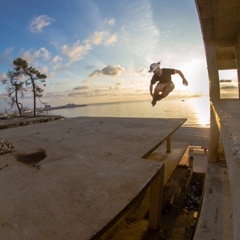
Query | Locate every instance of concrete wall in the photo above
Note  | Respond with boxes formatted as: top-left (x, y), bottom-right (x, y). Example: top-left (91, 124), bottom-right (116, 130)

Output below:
top-left (220, 121), bottom-right (240, 239)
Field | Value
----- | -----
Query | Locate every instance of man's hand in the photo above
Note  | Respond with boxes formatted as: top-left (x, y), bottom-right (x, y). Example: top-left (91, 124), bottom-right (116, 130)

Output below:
top-left (182, 78), bottom-right (188, 86)
top-left (175, 70), bottom-right (188, 86)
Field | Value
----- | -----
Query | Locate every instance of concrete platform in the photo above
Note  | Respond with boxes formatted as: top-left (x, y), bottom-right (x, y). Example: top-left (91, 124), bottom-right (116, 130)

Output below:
top-left (190, 149), bottom-right (208, 174)
top-left (0, 117), bottom-right (186, 240)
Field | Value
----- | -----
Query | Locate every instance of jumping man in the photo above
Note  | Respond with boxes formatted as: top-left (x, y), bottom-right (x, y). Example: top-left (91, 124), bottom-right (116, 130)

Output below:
top-left (149, 62), bottom-right (188, 106)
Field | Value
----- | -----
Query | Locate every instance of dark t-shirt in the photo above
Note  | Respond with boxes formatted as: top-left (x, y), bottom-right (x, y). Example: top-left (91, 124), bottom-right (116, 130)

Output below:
top-left (150, 68), bottom-right (175, 85)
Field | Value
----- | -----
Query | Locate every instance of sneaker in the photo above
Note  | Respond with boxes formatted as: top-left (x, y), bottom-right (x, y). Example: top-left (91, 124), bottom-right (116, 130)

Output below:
top-left (156, 94), bottom-right (164, 101)
top-left (151, 100), bottom-right (156, 107)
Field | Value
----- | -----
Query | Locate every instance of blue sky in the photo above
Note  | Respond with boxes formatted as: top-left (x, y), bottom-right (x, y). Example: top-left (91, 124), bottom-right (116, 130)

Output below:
top-left (0, 0), bottom-right (229, 112)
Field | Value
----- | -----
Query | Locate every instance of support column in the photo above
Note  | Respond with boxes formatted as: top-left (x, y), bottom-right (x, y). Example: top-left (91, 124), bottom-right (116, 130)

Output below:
top-left (205, 44), bottom-right (220, 101)
top-left (149, 166), bottom-right (164, 230)
top-left (208, 103), bottom-right (219, 162)
top-left (235, 33), bottom-right (240, 99)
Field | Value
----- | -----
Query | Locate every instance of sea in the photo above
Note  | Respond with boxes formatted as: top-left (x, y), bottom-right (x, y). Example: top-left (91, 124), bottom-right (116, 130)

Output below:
top-left (45, 96), bottom-right (210, 128)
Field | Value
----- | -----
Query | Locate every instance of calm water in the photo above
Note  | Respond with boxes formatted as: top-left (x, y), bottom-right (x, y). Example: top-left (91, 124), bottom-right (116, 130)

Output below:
top-left (46, 96), bottom-right (210, 128)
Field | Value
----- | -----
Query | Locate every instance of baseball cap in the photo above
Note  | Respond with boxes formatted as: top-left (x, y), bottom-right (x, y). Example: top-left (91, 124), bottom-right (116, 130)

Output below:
top-left (148, 62), bottom-right (160, 72)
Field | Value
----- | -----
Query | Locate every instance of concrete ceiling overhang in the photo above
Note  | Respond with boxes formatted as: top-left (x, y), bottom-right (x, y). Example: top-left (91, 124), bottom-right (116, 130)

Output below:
top-left (195, 0), bottom-right (240, 70)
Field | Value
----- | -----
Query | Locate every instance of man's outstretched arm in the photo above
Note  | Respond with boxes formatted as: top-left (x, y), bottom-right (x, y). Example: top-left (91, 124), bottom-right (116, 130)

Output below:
top-left (175, 69), bottom-right (188, 86)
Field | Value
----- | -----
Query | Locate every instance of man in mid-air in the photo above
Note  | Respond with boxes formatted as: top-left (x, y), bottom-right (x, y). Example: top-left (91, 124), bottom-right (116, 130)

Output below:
top-left (149, 62), bottom-right (188, 106)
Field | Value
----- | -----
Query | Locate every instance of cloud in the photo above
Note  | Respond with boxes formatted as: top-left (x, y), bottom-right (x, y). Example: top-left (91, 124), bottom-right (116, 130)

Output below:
top-left (20, 47), bottom-right (51, 65)
top-left (84, 31), bottom-right (108, 45)
top-left (84, 31), bottom-right (117, 46)
top-left (72, 86), bottom-right (90, 91)
top-left (61, 41), bottom-right (92, 63)
top-left (105, 18), bottom-right (116, 26)
top-left (0, 73), bottom-right (7, 81)
top-left (52, 55), bottom-right (63, 64)
top-left (125, 68), bottom-right (147, 76)
top-left (0, 47), bottom-right (14, 64)
top-left (220, 85), bottom-right (237, 89)
top-left (39, 66), bottom-right (49, 74)
top-left (105, 34), bottom-right (117, 45)
top-left (44, 91), bottom-right (66, 99)
top-left (28, 15), bottom-right (55, 34)
top-left (68, 85), bottom-right (93, 97)
top-left (85, 65), bottom-right (95, 69)
top-left (219, 79), bottom-right (238, 89)
top-left (89, 65), bottom-right (125, 78)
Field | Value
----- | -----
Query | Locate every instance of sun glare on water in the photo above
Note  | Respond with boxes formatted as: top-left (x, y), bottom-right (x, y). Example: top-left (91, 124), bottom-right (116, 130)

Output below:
top-left (189, 96), bottom-right (210, 127)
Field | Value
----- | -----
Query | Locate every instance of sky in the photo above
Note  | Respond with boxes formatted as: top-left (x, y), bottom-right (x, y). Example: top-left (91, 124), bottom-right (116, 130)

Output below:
top-left (0, 0), bottom-right (237, 113)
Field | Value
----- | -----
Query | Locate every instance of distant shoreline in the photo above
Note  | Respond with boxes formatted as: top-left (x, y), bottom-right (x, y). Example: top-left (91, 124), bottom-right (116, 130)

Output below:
top-left (42, 104), bottom-right (87, 111)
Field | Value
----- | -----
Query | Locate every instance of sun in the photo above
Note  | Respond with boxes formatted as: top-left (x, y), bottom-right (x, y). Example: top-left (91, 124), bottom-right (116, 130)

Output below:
top-left (173, 59), bottom-right (209, 96)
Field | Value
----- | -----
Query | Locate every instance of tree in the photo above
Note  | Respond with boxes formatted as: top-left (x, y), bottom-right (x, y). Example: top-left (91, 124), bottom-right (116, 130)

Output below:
top-left (13, 58), bottom-right (47, 117)
top-left (3, 71), bottom-right (26, 116)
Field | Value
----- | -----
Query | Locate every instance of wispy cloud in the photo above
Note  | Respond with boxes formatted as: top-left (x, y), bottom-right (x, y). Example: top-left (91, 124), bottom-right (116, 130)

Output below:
top-left (28, 15), bottom-right (55, 34)
top-left (61, 42), bottom-right (92, 63)
top-left (85, 31), bottom-right (108, 45)
top-left (105, 18), bottom-right (116, 26)
top-left (52, 55), bottom-right (63, 64)
top-left (105, 34), bottom-right (117, 45)
top-left (20, 47), bottom-right (51, 65)
top-left (0, 47), bottom-right (14, 63)
top-left (0, 73), bottom-right (7, 81)
top-left (72, 86), bottom-right (91, 91)
top-left (68, 85), bottom-right (94, 97)
top-left (125, 69), bottom-right (147, 76)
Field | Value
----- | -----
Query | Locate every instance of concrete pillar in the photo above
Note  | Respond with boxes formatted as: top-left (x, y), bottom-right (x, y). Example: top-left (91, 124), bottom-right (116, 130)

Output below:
top-left (149, 166), bottom-right (164, 230)
top-left (208, 103), bottom-right (219, 162)
top-left (205, 44), bottom-right (220, 101)
top-left (235, 33), bottom-right (240, 99)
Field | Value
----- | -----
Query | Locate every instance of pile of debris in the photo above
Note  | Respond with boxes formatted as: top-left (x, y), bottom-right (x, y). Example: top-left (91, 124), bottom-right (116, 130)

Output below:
top-left (182, 172), bottom-right (205, 213)
top-left (0, 139), bottom-right (14, 155)
top-left (157, 169), bottom-right (205, 240)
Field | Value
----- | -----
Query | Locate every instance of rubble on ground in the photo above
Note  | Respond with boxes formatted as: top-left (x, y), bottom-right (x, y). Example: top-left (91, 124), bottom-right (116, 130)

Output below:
top-left (0, 139), bottom-right (14, 155)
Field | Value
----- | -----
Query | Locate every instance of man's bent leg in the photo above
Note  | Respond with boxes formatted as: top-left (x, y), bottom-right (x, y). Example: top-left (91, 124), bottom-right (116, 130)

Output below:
top-left (151, 96), bottom-right (157, 106)
top-left (154, 83), bottom-right (167, 96)
top-left (151, 94), bottom-right (164, 106)
top-left (151, 83), bottom-right (172, 107)
top-left (162, 82), bottom-right (175, 98)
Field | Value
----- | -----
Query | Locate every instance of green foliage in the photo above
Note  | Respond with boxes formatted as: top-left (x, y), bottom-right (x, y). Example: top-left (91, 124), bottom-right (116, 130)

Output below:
top-left (2, 71), bottom-right (26, 116)
top-left (3, 58), bottom-right (47, 116)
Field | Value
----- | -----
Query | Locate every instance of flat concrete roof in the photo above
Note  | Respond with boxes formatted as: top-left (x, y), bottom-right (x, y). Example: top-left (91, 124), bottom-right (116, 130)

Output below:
top-left (0, 117), bottom-right (186, 240)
